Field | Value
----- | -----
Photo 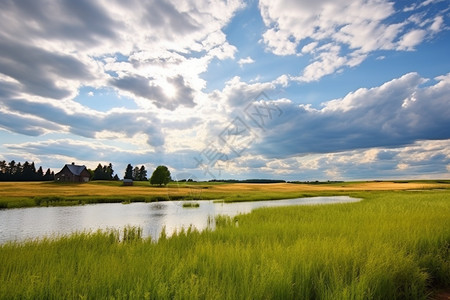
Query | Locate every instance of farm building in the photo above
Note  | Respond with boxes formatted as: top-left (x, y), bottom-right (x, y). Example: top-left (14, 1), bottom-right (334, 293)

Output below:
top-left (123, 178), bottom-right (133, 186)
top-left (55, 163), bottom-right (90, 183)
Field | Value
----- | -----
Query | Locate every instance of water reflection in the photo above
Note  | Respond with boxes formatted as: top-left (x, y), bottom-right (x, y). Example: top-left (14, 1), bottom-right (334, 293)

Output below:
top-left (0, 196), bottom-right (359, 243)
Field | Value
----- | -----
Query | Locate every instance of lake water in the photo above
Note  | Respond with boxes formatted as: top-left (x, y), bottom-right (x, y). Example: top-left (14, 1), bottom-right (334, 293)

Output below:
top-left (0, 196), bottom-right (359, 244)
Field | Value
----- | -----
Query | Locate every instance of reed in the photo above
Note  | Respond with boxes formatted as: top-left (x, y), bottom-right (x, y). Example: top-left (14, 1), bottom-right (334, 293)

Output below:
top-left (0, 190), bottom-right (448, 299)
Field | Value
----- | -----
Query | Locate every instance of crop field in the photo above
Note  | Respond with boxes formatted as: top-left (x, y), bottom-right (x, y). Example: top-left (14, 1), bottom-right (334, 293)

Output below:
top-left (0, 183), bottom-right (449, 299)
top-left (0, 180), bottom-right (448, 208)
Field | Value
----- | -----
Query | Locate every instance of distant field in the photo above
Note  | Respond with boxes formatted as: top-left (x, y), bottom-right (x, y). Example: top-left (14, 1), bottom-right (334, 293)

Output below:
top-left (0, 180), bottom-right (449, 208)
top-left (0, 190), bottom-right (449, 299)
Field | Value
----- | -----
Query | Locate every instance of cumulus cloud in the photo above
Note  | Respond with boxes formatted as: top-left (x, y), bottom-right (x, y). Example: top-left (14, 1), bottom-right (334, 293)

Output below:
top-left (0, 0), bottom-right (448, 181)
top-left (259, 0), bottom-right (447, 82)
top-left (238, 56), bottom-right (255, 67)
top-left (0, 37), bottom-right (95, 99)
top-left (0, 0), bottom-right (248, 156)
top-left (397, 29), bottom-right (427, 50)
top-left (192, 138), bottom-right (449, 180)
top-left (5, 139), bottom-right (153, 164)
top-left (209, 76), bottom-right (277, 108)
top-left (0, 95), bottom-right (166, 149)
top-left (252, 72), bottom-right (450, 156)
top-left (109, 75), bottom-right (195, 110)
top-left (0, 109), bottom-right (63, 136)
top-left (0, 0), bottom-right (245, 111)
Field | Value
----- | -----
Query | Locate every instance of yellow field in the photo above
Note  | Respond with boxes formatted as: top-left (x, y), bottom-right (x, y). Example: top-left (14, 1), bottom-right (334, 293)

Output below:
top-left (0, 180), bottom-right (448, 199)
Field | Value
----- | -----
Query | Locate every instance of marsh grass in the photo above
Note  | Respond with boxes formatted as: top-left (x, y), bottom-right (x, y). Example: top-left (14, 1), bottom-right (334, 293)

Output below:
top-left (0, 190), bottom-right (449, 299)
top-left (0, 180), bottom-right (449, 209)
top-left (182, 202), bottom-right (200, 208)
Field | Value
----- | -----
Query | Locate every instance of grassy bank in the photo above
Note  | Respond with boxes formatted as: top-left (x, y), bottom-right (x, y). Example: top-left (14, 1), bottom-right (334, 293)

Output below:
top-left (0, 180), bottom-right (449, 209)
top-left (0, 190), bottom-right (449, 299)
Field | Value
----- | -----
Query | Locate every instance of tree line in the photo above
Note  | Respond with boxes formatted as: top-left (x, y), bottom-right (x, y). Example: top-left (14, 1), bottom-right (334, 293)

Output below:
top-left (0, 160), bottom-right (55, 181)
top-left (97, 163), bottom-right (171, 185)
top-left (90, 163), bottom-right (119, 181)
top-left (0, 160), bottom-right (171, 186)
top-left (87, 163), bottom-right (150, 181)
top-left (123, 164), bottom-right (148, 181)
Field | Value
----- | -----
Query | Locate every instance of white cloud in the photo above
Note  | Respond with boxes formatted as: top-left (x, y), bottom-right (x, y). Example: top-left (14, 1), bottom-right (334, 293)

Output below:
top-left (252, 72), bottom-right (450, 157)
top-left (259, 0), bottom-right (446, 82)
top-left (301, 42), bottom-right (318, 54)
top-left (0, 0), bottom-right (245, 112)
top-left (430, 15), bottom-right (444, 32)
top-left (0, 0), bottom-right (448, 181)
top-left (238, 56), bottom-right (255, 67)
top-left (397, 29), bottom-right (427, 50)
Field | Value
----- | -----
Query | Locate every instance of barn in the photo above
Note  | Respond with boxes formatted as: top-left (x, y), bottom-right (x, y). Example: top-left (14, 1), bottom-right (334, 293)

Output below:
top-left (55, 163), bottom-right (90, 183)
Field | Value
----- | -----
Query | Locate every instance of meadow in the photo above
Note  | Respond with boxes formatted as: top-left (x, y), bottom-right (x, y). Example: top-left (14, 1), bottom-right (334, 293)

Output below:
top-left (0, 188), bottom-right (449, 299)
top-left (0, 180), bottom-right (448, 208)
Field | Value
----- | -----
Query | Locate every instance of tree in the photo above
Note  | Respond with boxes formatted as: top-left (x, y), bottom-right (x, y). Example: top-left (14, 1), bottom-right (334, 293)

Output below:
top-left (139, 165), bottom-right (147, 181)
top-left (44, 168), bottom-right (53, 181)
top-left (36, 166), bottom-right (44, 181)
top-left (30, 162), bottom-right (36, 180)
top-left (0, 160), bottom-right (5, 181)
top-left (8, 160), bottom-right (16, 179)
top-left (150, 165), bottom-right (171, 186)
top-left (124, 164), bottom-right (133, 180)
top-left (132, 166), bottom-right (140, 181)
top-left (107, 163), bottom-right (114, 180)
top-left (22, 161), bottom-right (32, 180)
top-left (15, 162), bottom-right (22, 180)
top-left (93, 163), bottom-right (104, 180)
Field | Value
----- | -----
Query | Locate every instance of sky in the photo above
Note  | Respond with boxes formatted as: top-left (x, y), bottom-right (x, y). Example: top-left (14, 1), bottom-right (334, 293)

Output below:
top-left (0, 0), bottom-right (449, 181)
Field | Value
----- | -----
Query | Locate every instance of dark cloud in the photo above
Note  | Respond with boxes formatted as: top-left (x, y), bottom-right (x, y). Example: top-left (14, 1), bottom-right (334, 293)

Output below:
top-left (5, 140), bottom-right (150, 163)
top-left (110, 75), bottom-right (196, 110)
top-left (0, 97), bottom-right (165, 147)
top-left (0, 38), bottom-right (94, 99)
top-left (0, 110), bottom-right (63, 136)
top-left (0, 0), bottom-right (226, 114)
top-left (5, 139), bottom-right (202, 177)
top-left (140, 0), bottom-right (199, 37)
top-left (251, 73), bottom-right (450, 157)
top-left (168, 75), bottom-right (196, 108)
top-left (0, 80), bottom-right (19, 98)
top-left (0, 0), bottom-right (121, 100)
top-left (376, 150), bottom-right (397, 160)
top-left (110, 75), bottom-right (164, 101)
top-left (0, 0), bottom-right (118, 47)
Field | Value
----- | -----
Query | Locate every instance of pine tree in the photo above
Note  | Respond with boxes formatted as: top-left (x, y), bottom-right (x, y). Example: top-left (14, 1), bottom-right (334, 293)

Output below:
top-left (93, 164), bottom-right (104, 180)
top-left (36, 166), bottom-right (44, 181)
top-left (124, 164), bottom-right (133, 180)
top-left (30, 162), bottom-right (36, 180)
top-left (133, 166), bottom-right (140, 181)
top-left (44, 168), bottom-right (52, 181)
top-left (139, 165), bottom-right (147, 181)
top-left (107, 163), bottom-right (114, 180)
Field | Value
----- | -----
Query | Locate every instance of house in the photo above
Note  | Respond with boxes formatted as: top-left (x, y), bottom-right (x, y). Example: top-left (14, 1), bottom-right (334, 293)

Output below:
top-left (55, 163), bottom-right (90, 183)
top-left (123, 178), bottom-right (133, 186)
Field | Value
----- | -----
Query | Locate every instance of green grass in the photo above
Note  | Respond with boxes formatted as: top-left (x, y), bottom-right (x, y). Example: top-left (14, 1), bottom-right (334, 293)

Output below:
top-left (0, 190), bottom-right (449, 299)
top-left (0, 195), bottom-right (188, 209)
top-left (182, 201), bottom-right (200, 208)
top-left (1, 180), bottom-right (449, 209)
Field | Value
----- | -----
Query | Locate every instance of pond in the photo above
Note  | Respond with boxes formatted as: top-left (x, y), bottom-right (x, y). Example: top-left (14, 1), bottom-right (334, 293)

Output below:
top-left (0, 196), bottom-right (359, 244)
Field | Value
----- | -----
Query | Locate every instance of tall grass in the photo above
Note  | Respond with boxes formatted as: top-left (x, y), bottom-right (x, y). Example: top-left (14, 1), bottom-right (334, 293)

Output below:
top-left (0, 190), bottom-right (449, 299)
top-left (1, 180), bottom-right (448, 209)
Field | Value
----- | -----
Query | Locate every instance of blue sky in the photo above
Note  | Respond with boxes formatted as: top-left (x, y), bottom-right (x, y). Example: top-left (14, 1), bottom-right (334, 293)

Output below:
top-left (0, 0), bottom-right (449, 180)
